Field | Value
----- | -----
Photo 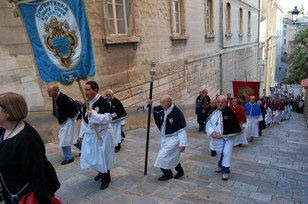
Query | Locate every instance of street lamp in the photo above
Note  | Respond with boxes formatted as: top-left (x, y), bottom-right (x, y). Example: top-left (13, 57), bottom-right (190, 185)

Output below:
top-left (291, 6), bottom-right (299, 23)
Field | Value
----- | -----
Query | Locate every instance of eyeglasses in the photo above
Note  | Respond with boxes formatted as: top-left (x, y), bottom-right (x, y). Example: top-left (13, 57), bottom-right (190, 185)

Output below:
top-left (106, 94), bottom-right (111, 96)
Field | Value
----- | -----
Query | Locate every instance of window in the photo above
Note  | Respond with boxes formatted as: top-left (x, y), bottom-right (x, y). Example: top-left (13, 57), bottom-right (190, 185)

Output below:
top-left (248, 11), bottom-right (251, 36)
top-left (102, 0), bottom-right (140, 45)
top-left (107, 0), bottom-right (127, 35)
top-left (205, 0), bottom-right (214, 38)
top-left (226, 2), bottom-right (232, 37)
top-left (239, 8), bottom-right (243, 36)
top-left (170, 0), bottom-right (188, 40)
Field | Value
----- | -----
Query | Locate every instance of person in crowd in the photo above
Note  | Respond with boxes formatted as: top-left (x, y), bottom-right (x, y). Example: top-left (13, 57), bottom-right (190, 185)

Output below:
top-left (226, 93), bottom-right (232, 106)
top-left (0, 92), bottom-right (60, 203)
top-left (244, 96), bottom-right (262, 142)
top-left (297, 99), bottom-right (304, 113)
top-left (228, 97), bottom-right (248, 146)
top-left (277, 99), bottom-right (285, 122)
top-left (205, 95), bottom-right (242, 180)
top-left (238, 95), bottom-right (247, 106)
top-left (79, 81), bottom-right (115, 190)
top-left (195, 89), bottom-right (210, 132)
top-left (147, 94), bottom-right (188, 181)
top-left (204, 98), bottom-right (217, 156)
top-left (47, 84), bottom-right (81, 165)
top-left (262, 96), bottom-right (273, 127)
top-left (105, 89), bottom-right (127, 153)
top-left (257, 100), bottom-right (267, 136)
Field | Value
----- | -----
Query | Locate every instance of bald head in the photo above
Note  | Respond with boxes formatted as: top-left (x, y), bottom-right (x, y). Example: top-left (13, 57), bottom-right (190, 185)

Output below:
top-left (210, 98), bottom-right (217, 108)
top-left (216, 95), bottom-right (227, 110)
top-left (249, 96), bottom-right (256, 104)
top-left (160, 94), bottom-right (172, 110)
top-left (47, 84), bottom-right (59, 99)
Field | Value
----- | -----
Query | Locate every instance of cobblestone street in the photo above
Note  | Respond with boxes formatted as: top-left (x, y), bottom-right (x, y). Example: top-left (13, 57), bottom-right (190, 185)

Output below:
top-left (42, 112), bottom-right (308, 203)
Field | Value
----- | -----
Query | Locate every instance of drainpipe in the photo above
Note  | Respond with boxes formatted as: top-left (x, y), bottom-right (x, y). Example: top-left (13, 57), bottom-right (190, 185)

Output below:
top-left (219, 0), bottom-right (224, 95)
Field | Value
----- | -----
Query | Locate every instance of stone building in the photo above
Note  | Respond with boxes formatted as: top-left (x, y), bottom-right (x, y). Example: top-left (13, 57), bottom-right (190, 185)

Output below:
top-left (0, 0), bottom-right (260, 142)
top-left (259, 0), bottom-right (283, 94)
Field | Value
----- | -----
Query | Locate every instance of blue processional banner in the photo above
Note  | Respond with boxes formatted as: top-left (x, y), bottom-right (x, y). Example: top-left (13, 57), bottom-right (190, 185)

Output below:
top-left (17, 0), bottom-right (95, 85)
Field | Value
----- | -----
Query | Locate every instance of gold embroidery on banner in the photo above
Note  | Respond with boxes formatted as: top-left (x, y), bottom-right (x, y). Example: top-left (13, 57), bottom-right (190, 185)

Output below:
top-left (44, 16), bottom-right (78, 68)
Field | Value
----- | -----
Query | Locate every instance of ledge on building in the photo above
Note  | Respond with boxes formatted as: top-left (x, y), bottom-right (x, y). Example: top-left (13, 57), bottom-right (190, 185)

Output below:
top-left (225, 33), bottom-right (232, 38)
top-left (102, 36), bottom-right (140, 45)
top-left (170, 34), bottom-right (189, 41)
top-left (205, 33), bottom-right (215, 39)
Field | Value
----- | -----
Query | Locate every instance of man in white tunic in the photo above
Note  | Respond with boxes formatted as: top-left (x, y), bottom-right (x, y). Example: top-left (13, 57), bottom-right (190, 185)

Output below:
top-left (105, 89), bottom-right (127, 153)
top-left (47, 84), bottom-right (81, 165)
top-left (206, 95), bottom-right (242, 180)
top-left (148, 94), bottom-right (188, 181)
top-left (79, 81), bottom-right (115, 190)
top-left (244, 96), bottom-right (262, 142)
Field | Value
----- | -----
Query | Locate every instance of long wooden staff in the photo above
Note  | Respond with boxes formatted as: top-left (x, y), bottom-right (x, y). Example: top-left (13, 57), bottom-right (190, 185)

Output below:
top-left (144, 61), bottom-right (156, 175)
top-left (77, 80), bottom-right (102, 144)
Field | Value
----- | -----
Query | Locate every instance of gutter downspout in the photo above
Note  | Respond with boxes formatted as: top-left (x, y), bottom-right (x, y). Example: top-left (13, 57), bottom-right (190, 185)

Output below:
top-left (219, 0), bottom-right (224, 95)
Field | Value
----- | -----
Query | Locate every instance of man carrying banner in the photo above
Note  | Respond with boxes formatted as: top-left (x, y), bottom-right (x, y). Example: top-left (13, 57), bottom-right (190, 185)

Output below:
top-left (47, 84), bottom-right (81, 165)
top-left (244, 96), bottom-right (262, 142)
top-left (105, 89), bottom-right (127, 153)
top-left (79, 81), bottom-right (115, 190)
top-left (147, 94), bottom-right (188, 181)
top-left (205, 95), bottom-right (242, 180)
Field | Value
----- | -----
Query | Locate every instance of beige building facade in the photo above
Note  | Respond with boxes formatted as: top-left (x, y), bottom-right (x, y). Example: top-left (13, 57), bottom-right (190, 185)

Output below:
top-left (0, 0), bottom-right (260, 142)
top-left (259, 0), bottom-right (283, 95)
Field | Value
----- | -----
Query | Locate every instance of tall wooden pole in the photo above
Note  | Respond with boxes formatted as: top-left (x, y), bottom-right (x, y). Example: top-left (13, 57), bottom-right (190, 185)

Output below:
top-left (144, 61), bottom-right (156, 175)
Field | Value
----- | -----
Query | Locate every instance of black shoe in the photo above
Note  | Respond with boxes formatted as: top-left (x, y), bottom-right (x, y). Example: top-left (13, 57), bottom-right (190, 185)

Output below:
top-left (115, 146), bottom-right (121, 153)
top-left (158, 174), bottom-right (173, 181)
top-left (100, 183), bottom-right (109, 190)
top-left (94, 173), bottom-right (102, 181)
top-left (174, 172), bottom-right (184, 179)
top-left (61, 158), bottom-right (74, 165)
top-left (211, 150), bottom-right (217, 157)
top-left (79, 153), bottom-right (81, 157)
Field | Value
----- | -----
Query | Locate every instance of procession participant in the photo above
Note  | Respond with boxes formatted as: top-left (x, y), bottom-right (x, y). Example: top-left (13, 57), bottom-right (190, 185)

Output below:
top-left (244, 96), bottom-right (262, 142)
top-left (79, 81), bottom-right (115, 190)
top-left (205, 95), bottom-right (242, 180)
top-left (262, 96), bottom-right (273, 127)
top-left (226, 93), bottom-right (232, 106)
top-left (147, 94), bottom-right (188, 181)
top-left (47, 84), bottom-right (81, 165)
top-left (195, 89), bottom-right (210, 132)
top-left (257, 101), bottom-right (267, 136)
top-left (204, 98), bottom-right (217, 156)
top-left (105, 89), bottom-right (127, 153)
top-left (228, 97), bottom-right (248, 146)
top-left (277, 99), bottom-right (285, 122)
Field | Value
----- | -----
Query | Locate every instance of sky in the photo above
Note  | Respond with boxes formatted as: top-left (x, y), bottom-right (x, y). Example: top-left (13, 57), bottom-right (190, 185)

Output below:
top-left (277, 0), bottom-right (308, 14)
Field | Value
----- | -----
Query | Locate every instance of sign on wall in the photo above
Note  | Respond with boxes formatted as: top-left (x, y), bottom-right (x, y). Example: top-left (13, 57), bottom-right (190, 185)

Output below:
top-left (17, 0), bottom-right (95, 85)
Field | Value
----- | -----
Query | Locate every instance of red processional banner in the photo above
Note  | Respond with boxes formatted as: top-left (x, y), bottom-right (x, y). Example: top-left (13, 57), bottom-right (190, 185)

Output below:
top-left (232, 81), bottom-right (260, 101)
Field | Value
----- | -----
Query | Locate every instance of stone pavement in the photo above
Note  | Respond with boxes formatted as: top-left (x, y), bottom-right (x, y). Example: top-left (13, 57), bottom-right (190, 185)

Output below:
top-left (46, 112), bottom-right (308, 204)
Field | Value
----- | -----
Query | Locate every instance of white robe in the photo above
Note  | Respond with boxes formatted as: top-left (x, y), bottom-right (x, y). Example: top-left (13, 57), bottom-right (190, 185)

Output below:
top-left (273, 110), bottom-right (282, 123)
top-left (233, 124), bottom-right (248, 146)
top-left (265, 108), bottom-right (273, 125)
top-left (110, 119), bottom-right (126, 146)
top-left (206, 110), bottom-right (237, 167)
top-left (79, 107), bottom-right (114, 173)
top-left (245, 115), bottom-right (262, 137)
top-left (154, 104), bottom-right (188, 169)
top-left (58, 118), bottom-right (78, 147)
